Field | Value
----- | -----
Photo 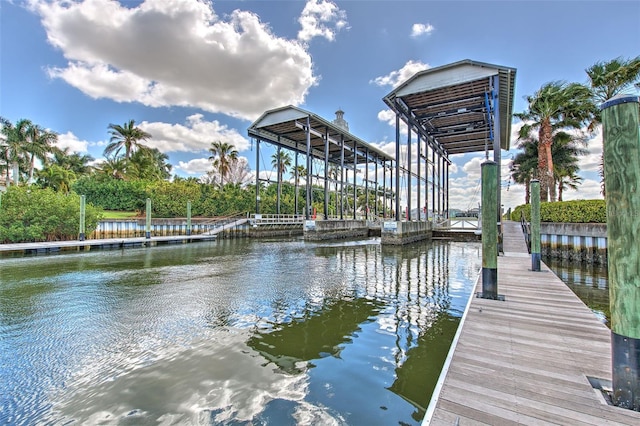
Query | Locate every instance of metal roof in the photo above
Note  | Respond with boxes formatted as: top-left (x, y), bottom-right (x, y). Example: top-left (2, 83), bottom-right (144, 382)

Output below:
top-left (383, 59), bottom-right (516, 155)
top-left (248, 105), bottom-right (394, 166)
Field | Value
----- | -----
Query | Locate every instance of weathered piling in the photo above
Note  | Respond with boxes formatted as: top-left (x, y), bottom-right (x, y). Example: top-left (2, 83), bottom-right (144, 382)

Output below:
top-left (602, 94), bottom-right (640, 411)
top-left (79, 195), bottom-right (86, 241)
top-left (187, 201), bottom-right (192, 236)
top-left (479, 160), bottom-right (500, 300)
top-left (530, 180), bottom-right (541, 271)
top-left (145, 198), bottom-right (152, 239)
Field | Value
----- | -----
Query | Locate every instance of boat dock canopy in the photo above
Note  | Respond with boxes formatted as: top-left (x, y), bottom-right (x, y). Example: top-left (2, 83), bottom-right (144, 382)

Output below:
top-left (382, 59), bottom-right (516, 155)
top-left (248, 105), bottom-right (394, 165)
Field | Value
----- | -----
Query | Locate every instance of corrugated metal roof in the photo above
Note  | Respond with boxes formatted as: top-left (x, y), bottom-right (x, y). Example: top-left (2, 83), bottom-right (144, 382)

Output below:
top-left (383, 59), bottom-right (516, 155)
top-left (248, 105), bottom-right (394, 165)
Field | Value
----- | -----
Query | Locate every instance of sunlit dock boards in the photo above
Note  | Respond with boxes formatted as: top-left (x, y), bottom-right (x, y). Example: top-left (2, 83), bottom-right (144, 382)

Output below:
top-left (424, 221), bottom-right (640, 425)
top-left (0, 234), bottom-right (217, 255)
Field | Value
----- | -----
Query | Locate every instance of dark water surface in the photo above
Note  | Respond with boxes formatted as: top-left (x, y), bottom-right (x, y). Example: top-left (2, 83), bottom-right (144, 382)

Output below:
top-left (0, 238), bottom-right (481, 425)
top-left (545, 258), bottom-right (610, 326)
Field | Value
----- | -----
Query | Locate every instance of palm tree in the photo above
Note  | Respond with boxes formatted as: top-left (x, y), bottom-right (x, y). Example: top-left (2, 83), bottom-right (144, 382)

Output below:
top-left (510, 131), bottom-right (587, 204)
top-left (271, 149), bottom-right (292, 183)
top-left (294, 165), bottom-right (306, 187)
top-left (96, 156), bottom-right (128, 180)
top-left (129, 148), bottom-right (172, 180)
top-left (514, 81), bottom-right (594, 202)
top-left (510, 139), bottom-right (538, 204)
top-left (1, 117), bottom-right (31, 184)
top-left (271, 149), bottom-right (292, 214)
top-left (35, 164), bottom-right (76, 193)
top-left (105, 119), bottom-right (151, 160)
top-left (24, 123), bottom-right (58, 182)
top-left (551, 132), bottom-right (587, 201)
top-left (585, 56), bottom-right (640, 194)
top-left (587, 56), bottom-right (640, 107)
top-left (556, 169), bottom-right (583, 202)
top-left (51, 147), bottom-right (94, 177)
top-left (208, 141), bottom-right (238, 187)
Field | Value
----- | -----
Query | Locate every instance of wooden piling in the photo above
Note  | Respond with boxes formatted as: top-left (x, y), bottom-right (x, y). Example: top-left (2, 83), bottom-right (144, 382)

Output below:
top-left (145, 198), bottom-right (152, 239)
top-left (479, 161), bottom-right (499, 299)
top-left (602, 94), bottom-right (640, 410)
top-left (530, 180), bottom-right (541, 271)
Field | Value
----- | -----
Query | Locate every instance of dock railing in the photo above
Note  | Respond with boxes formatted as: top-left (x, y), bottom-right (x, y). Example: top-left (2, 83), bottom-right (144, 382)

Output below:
top-left (433, 217), bottom-right (479, 230)
top-left (520, 211), bottom-right (531, 253)
top-left (248, 214), bottom-right (305, 226)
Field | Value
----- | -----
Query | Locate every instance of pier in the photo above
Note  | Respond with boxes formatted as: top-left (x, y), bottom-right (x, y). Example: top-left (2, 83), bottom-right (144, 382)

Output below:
top-left (423, 221), bottom-right (640, 425)
top-left (0, 234), bottom-right (218, 255)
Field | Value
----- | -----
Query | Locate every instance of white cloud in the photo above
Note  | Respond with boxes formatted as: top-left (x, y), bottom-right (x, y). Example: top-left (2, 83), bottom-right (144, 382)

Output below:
top-left (56, 131), bottom-right (90, 153)
top-left (175, 158), bottom-right (211, 176)
top-left (32, 0), bottom-right (317, 121)
top-left (138, 114), bottom-right (249, 154)
top-left (410, 23), bottom-right (434, 38)
top-left (371, 60), bottom-right (430, 88)
top-left (580, 128), bottom-right (603, 173)
top-left (297, 0), bottom-right (348, 42)
top-left (377, 109), bottom-right (408, 135)
top-left (560, 178), bottom-right (603, 202)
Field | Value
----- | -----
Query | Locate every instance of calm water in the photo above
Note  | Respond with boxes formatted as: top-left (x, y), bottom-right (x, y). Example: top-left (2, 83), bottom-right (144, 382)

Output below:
top-left (545, 258), bottom-right (610, 326)
top-left (0, 238), bottom-right (481, 425)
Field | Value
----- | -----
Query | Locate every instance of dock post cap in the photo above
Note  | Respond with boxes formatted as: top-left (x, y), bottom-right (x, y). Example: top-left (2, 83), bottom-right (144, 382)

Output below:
top-left (600, 94), bottom-right (639, 110)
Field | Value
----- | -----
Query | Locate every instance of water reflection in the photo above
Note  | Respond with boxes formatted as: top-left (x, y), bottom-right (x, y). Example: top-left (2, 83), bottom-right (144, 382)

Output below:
top-left (248, 298), bottom-right (384, 374)
top-left (388, 314), bottom-right (459, 422)
top-left (545, 258), bottom-right (610, 326)
top-left (0, 238), bottom-right (481, 425)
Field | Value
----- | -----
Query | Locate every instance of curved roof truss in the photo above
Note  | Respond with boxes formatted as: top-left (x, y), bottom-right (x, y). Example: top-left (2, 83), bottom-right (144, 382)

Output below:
top-left (383, 59), bottom-right (516, 156)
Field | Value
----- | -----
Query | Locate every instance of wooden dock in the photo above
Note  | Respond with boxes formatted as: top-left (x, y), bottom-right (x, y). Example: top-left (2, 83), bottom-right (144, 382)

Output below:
top-left (424, 221), bottom-right (640, 425)
top-left (0, 234), bottom-right (217, 255)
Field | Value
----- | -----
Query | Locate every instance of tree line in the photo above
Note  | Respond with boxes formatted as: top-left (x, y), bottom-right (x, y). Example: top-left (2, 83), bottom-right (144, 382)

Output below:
top-left (510, 56), bottom-right (640, 203)
top-left (2, 56), bottom-right (639, 211)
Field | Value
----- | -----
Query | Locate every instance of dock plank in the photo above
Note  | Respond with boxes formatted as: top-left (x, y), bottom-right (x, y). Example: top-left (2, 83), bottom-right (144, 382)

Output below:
top-left (424, 222), bottom-right (640, 425)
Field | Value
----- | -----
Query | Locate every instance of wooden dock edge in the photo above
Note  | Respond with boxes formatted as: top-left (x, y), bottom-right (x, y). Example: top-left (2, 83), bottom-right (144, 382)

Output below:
top-left (422, 274), bottom-right (481, 425)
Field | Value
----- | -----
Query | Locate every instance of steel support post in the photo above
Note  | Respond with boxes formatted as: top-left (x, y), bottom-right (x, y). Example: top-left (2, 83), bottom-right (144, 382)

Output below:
top-left (353, 141), bottom-right (357, 220)
top-left (395, 113), bottom-right (401, 221)
top-left (324, 130), bottom-right (329, 220)
top-left (294, 147), bottom-right (299, 215)
top-left (432, 149), bottom-right (435, 220)
top-left (305, 117), bottom-right (312, 220)
top-left (276, 146), bottom-right (281, 215)
top-left (445, 160), bottom-right (449, 218)
top-left (365, 148), bottom-right (369, 220)
top-left (407, 126), bottom-right (412, 221)
top-left (492, 75), bottom-right (503, 251)
top-left (374, 160), bottom-right (379, 217)
top-left (255, 139), bottom-right (261, 214)
top-left (340, 136), bottom-right (345, 220)
top-left (382, 161), bottom-right (386, 218)
top-left (417, 133), bottom-right (421, 220)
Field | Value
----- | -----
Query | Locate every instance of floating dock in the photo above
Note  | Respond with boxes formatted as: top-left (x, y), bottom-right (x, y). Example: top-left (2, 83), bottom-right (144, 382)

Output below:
top-left (0, 234), bottom-right (217, 256)
top-left (423, 221), bottom-right (640, 425)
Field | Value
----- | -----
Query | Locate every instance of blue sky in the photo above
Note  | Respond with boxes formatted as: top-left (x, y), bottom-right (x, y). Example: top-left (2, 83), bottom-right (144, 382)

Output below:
top-left (1, 0), bottom-right (639, 211)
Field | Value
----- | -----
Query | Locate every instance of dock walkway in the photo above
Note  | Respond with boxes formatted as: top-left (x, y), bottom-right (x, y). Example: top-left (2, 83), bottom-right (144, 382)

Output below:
top-left (0, 234), bottom-right (218, 255)
top-left (424, 221), bottom-right (640, 425)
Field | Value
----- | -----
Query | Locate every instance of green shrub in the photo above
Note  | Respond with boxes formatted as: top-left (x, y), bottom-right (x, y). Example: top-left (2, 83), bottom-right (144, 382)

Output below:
top-left (72, 177), bottom-right (149, 211)
top-left (148, 180), bottom-right (202, 217)
top-left (196, 184), bottom-right (254, 216)
top-left (510, 199), bottom-right (606, 223)
top-left (0, 186), bottom-right (103, 242)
